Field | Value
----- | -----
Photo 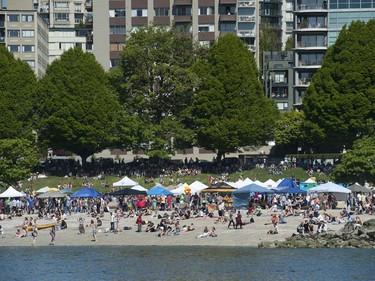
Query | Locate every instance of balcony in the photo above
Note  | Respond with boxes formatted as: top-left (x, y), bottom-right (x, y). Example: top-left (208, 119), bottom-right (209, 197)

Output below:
top-left (86, 1), bottom-right (92, 10)
top-left (298, 78), bottom-right (312, 86)
top-left (237, 31), bottom-right (256, 37)
top-left (237, 16), bottom-right (255, 22)
top-left (297, 22), bottom-right (327, 30)
top-left (297, 3), bottom-right (327, 12)
top-left (0, 21), bottom-right (4, 28)
top-left (173, 15), bottom-right (192, 22)
top-left (174, 0), bottom-right (192, 5)
top-left (219, 14), bottom-right (236, 21)
top-left (0, 36), bottom-right (4, 43)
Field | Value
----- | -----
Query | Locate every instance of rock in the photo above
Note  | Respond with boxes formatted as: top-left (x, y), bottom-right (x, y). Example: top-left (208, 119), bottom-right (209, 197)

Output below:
top-left (363, 219), bottom-right (375, 228)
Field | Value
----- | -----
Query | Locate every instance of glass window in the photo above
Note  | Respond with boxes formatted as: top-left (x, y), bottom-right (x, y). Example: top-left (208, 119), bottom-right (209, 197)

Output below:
top-left (54, 2), bottom-right (69, 9)
top-left (8, 45), bottom-right (20, 52)
top-left (338, 0), bottom-right (349, 8)
top-left (173, 6), bottom-right (192, 16)
top-left (7, 14), bottom-right (19, 22)
top-left (55, 13), bottom-right (69, 21)
top-left (277, 102), bottom-right (288, 110)
top-left (7, 30), bottom-right (20, 37)
top-left (74, 3), bottom-right (82, 12)
top-left (361, 0), bottom-right (372, 8)
top-left (155, 8), bottom-right (169, 16)
top-left (22, 30), bottom-right (35, 37)
top-left (330, 0), bottom-right (338, 8)
top-left (21, 15), bottom-right (34, 22)
top-left (199, 6), bottom-right (214, 15)
top-left (115, 9), bottom-right (126, 17)
top-left (110, 25), bottom-right (125, 34)
top-left (22, 45), bottom-right (35, 52)
top-left (274, 73), bottom-right (285, 83)
top-left (219, 22), bottom-right (236, 32)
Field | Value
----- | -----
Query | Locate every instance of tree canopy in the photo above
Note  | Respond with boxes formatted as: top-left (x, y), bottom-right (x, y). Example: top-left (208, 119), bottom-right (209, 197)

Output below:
top-left (190, 33), bottom-right (279, 160)
top-left (113, 26), bottom-right (201, 158)
top-left (332, 136), bottom-right (375, 184)
top-left (0, 45), bottom-right (37, 140)
top-left (35, 48), bottom-right (121, 165)
top-left (0, 139), bottom-right (39, 187)
top-left (303, 20), bottom-right (375, 153)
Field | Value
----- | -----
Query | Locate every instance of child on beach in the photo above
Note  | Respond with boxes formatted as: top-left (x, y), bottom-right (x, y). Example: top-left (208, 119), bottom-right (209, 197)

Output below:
top-left (78, 217), bottom-right (85, 235)
top-left (197, 226), bottom-right (209, 238)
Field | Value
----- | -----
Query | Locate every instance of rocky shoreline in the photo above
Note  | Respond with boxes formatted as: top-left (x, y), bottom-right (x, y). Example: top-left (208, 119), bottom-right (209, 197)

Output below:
top-left (259, 219), bottom-right (375, 248)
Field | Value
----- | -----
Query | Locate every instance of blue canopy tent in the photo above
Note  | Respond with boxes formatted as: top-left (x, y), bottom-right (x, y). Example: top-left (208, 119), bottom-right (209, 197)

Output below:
top-left (147, 185), bottom-right (172, 196)
top-left (70, 187), bottom-right (102, 198)
top-left (233, 183), bottom-right (273, 209)
top-left (274, 178), bottom-right (306, 194)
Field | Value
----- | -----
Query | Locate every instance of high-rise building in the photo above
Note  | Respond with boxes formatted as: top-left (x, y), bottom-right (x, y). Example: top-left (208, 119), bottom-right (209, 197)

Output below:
top-left (93, 0), bottom-right (260, 71)
top-left (0, 0), bottom-right (49, 76)
top-left (293, 0), bottom-right (375, 107)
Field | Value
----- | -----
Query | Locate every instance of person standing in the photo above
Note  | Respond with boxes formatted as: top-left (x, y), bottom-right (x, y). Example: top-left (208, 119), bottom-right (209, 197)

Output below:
top-left (90, 219), bottom-right (97, 242)
top-left (31, 225), bottom-right (38, 246)
top-left (110, 212), bottom-right (115, 232)
top-left (136, 213), bottom-right (142, 232)
top-left (49, 226), bottom-right (56, 245)
top-left (235, 211), bottom-right (243, 229)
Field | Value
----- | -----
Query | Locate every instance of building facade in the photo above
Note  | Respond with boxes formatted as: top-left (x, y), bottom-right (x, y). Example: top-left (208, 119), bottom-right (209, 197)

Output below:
top-left (93, 0), bottom-right (260, 71)
top-left (0, 1), bottom-right (49, 76)
top-left (263, 51), bottom-right (294, 111)
top-left (293, 0), bottom-right (375, 107)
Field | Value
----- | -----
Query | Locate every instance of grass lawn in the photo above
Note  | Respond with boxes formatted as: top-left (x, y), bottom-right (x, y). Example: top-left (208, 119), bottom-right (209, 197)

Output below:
top-left (16, 167), bottom-right (331, 193)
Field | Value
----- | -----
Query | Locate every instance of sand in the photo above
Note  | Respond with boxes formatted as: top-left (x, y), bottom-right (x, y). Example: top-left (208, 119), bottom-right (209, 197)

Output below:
top-left (1, 208), bottom-right (368, 248)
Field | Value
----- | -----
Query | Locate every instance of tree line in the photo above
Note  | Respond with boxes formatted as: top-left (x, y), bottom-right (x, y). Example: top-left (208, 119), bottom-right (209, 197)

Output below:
top-left (1, 20), bottom-right (375, 186)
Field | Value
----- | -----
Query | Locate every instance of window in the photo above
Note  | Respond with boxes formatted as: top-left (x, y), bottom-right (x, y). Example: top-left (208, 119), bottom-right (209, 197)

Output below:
top-left (21, 15), bottom-right (34, 22)
top-left (22, 45), bottom-right (35, 52)
top-left (7, 30), bottom-right (20, 37)
top-left (274, 73), bottom-right (285, 83)
top-left (26, 60), bottom-right (35, 68)
top-left (7, 15), bottom-right (19, 22)
top-left (55, 13), bottom-right (69, 21)
top-left (199, 6), bottom-right (214, 15)
top-left (115, 9), bottom-right (126, 17)
top-left (22, 30), bottom-right (35, 37)
top-left (8, 45), bottom-right (20, 52)
top-left (110, 25), bottom-right (125, 34)
top-left (277, 102), bottom-right (288, 110)
top-left (110, 43), bottom-right (125, 51)
top-left (198, 25), bottom-right (214, 32)
top-left (131, 9), bottom-right (147, 17)
top-left (155, 8), bottom-right (169, 16)
top-left (54, 2), bottom-right (69, 9)
top-left (173, 7), bottom-right (192, 16)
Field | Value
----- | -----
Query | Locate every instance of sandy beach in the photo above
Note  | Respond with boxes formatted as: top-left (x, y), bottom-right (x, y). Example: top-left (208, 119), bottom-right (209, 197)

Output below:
top-left (0, 208), bottom-right (369, 247)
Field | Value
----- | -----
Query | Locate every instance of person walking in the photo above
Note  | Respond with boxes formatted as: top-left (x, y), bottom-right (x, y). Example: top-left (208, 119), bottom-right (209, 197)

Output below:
top-left (31, 225), bottom-right (38, 246)
top-left (235, 211), bottom-right (243, 229)
top-left (49, 226), bottom-right (56, 245)
top-left (90, 219), bottom-right (97, 242)
top-left (228, 210), bottom-right (236, 229)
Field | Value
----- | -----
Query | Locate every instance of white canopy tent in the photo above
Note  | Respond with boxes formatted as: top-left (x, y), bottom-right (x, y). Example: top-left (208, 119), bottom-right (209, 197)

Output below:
top-left (263, 179), bottom-right (277, 189)
top-left (0, 186), bottom-right (24, 198)
top-left (309, 182), bottom-right (351, 194)
top-left (36, 186), bottom-right (50, 194)
top-left (131, 184), bottom-right (148, 192)
top-left (189, 180), bottom-right (208, 192)
top-left (113, 176), bottom-right (138, 187)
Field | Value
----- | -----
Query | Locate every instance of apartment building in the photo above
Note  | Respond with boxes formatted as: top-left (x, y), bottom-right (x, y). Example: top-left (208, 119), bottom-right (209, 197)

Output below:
top-left (92, 0), bottom-right (260, 71)
top-left (263, 51), bottom-right (294, 111)
top-left (0, 0), bottom-right (49, 76)
top-left (293, 0), bottom-right (375, 107)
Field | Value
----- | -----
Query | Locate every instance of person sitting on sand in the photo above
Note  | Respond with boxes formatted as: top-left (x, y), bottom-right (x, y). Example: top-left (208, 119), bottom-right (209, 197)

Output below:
top-left (354, 216), bottom-right (363, 229)
top-left (209, 227), bottom-right (217, 237)
top-left (197, 226), bottom-right (209, 238)
top-left (187, 223), bottom-right (195, 231)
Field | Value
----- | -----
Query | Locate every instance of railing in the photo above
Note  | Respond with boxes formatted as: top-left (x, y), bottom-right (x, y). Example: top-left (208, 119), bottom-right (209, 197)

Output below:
top-left (298, 78), bottom-right (312, 85)
top-left (297, 22), bottom-right (327, 29)
top-left (238, 31), bottom-right (255, 36)
top-left (297, 41), bottom-right (327, 48)
top-left (238, 16), bottom-right (256, 22)
top-left (297, 3), bottom-right (327, 11)
top-left (299, 60), bottom-right (323, 66)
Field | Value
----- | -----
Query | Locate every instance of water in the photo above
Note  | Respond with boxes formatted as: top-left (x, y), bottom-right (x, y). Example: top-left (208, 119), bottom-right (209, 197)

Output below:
top-left (1, 246), bottom-right (374, 281)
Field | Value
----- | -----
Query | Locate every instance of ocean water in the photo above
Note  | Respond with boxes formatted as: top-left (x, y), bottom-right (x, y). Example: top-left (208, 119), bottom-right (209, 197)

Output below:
top-left (1, 246), bottom-right (374, 281)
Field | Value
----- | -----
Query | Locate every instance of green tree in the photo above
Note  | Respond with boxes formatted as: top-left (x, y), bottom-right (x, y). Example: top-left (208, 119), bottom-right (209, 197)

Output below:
top-left (274, 111), bottom-right (309, 152)
top-left (35, 48), bottom-right (121, 166)
top-left (332, 136), bottom-right (375, 184)
top-left (0, 139), bottom-right (39, 187)
top-left (113, 26), bottom-right (201, 158)
top-left (303, 20), bottom-right (375, 153)
top-left (259, 28), bottom-right (281, 73)
top-left (284, 35), bottom-right (293, 51)
top-left (0, 45), bottom-right (37, 140)
top-left (190, 33), bottom-right (279, 160)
